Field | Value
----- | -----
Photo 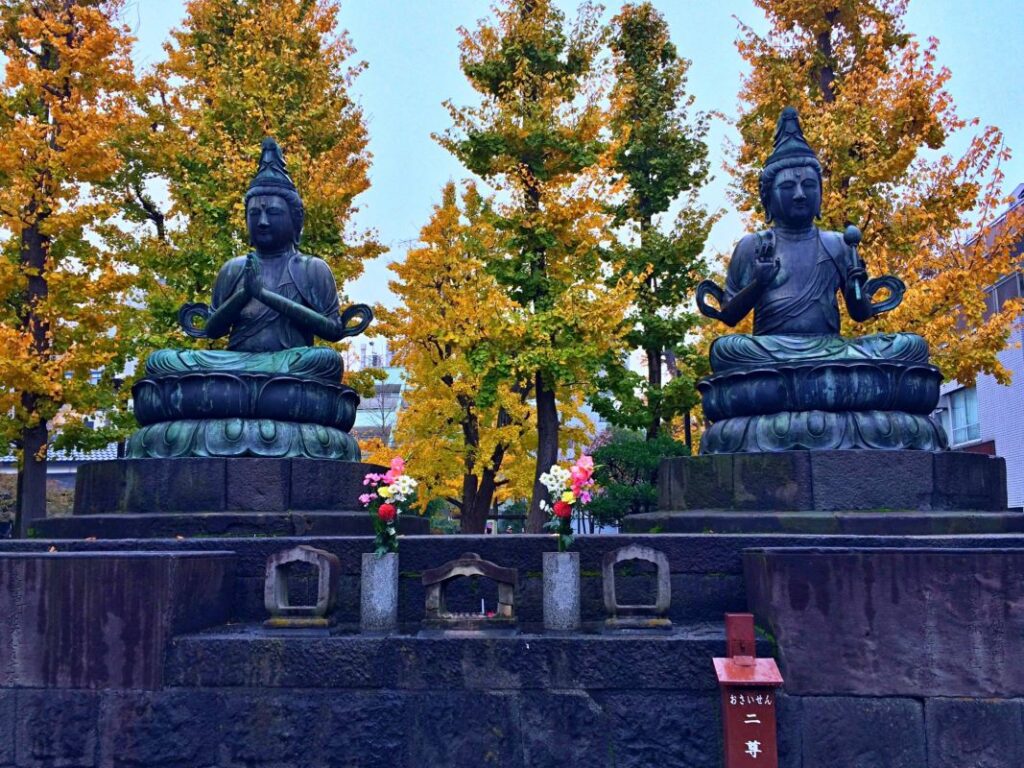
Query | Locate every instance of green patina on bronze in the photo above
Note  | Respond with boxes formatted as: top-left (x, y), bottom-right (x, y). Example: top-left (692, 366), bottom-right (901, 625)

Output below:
top-left (695, 109), bottom-right (946, 453)
top-left (127, 139), bottom-right (371, 460)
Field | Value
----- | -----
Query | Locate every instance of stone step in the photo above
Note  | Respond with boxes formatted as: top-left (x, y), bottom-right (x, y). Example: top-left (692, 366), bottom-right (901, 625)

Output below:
top-left (622, 510), bottom-right (1024, 535)
top-left (618, 512), bottom-right (1024, 536)
top-left (165, 620), bottom-right (759, 691)
top-left (30, 510), bottom-right (431, 539)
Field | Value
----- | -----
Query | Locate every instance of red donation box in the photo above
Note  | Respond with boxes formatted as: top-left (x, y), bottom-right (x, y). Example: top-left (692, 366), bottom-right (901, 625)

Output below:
top-left (713, 613), bottom-right (784, 768)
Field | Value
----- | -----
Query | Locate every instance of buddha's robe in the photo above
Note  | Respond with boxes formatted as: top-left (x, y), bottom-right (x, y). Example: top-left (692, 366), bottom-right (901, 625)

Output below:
top-left (147, 251), bottom-right (343, 384)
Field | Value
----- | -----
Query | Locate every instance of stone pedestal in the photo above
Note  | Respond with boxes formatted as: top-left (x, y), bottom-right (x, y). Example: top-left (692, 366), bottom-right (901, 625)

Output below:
top-left (621, 450), bottom-right (1021, 535)
top-left (29, 458), bottom-right (431, 539)
top-left (360, 552), bottom-right (399, 633)
top-left (542, 551), bottom-right (580, 631)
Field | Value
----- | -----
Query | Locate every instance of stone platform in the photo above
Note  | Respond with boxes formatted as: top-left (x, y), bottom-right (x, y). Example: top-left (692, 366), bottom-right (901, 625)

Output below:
top-left (1, 534), bottom-right (1023, 766)
top-left (30, 457), bottom-right (430, 538)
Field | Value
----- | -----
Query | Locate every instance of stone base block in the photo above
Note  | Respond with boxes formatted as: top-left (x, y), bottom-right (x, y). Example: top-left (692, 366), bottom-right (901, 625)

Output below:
top-left (744, 547), bottom-right (1024, 697)
top-left (657, 450), bottom-right (1007, 512)
top-left (0, 551), bottom-right (234, 689)
top-left (622, 510), bottom-right (1024, 535)
top-left (73, 458), bottom-right (386, 515)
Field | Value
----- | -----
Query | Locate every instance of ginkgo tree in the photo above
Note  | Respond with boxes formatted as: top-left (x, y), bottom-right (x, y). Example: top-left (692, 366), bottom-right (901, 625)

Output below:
top-left (0, 0), bottom-right (145, 535)
top-left (733, 0), bottom-right (1023, 386)
top-left (377, 181), bottom-right (532, 533)
top-left (440, 0), bottom-right (636, 532)
top-left (590, 2), bottom-right (717, 443)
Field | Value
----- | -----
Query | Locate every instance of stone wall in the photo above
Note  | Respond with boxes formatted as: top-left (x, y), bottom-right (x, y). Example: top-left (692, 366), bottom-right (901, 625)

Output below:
top-left (2, 535), bottom-right (1024, 766)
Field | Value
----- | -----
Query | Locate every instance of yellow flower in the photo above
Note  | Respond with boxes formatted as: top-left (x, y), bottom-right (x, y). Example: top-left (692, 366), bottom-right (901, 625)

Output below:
top-left (561, 491), bottom-right (576, 504)
top-left (378, 486), bottom-right (392, 498)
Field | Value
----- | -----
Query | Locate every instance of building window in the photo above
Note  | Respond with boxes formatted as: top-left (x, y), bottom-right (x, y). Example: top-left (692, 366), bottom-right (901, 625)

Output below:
top-left (984, 272), bottom-right (1023, 319)
top-left (949, 387), bottom-right (981, 445)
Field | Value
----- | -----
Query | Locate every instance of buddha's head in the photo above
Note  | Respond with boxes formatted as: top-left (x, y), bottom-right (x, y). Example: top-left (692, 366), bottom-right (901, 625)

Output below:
top-left (245, 138), bottom-right (304, 250)
top-left (759, 108), bottom-right (822, 227)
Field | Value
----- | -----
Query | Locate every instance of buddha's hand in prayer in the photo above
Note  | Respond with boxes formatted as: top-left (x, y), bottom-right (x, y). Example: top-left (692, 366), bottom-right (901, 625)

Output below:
top-left (243, 254), bottom-right (263, 300)
top-left (752, 231), bottom-right (779, 287)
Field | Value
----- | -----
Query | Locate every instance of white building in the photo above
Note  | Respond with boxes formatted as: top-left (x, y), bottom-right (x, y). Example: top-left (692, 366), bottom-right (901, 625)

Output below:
top-left (934, 185), bottom-right (1024, 506)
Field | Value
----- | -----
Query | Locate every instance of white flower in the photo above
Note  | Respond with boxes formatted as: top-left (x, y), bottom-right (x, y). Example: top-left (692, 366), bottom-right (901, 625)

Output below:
top-left (539, 471), bottom-right (562, 495)
top-left (393, 475), bottom-right (417, 495)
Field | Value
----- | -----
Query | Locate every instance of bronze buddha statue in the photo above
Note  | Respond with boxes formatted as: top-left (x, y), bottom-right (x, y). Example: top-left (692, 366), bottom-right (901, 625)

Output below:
top-left (695, 109), bottom-right (946, 453)
top-left (128, 139), bottom-right (371, 459)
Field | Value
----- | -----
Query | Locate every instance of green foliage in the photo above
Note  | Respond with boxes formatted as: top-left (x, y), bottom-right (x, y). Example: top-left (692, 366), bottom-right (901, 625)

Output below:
top-left (440, 0), bottom-right (635, 531)
top-left (543, 515), bottom-right (574, 552)
top-left (586, 428), bottom-right (689, 526)
top-left (591, 3), bottom-right (716, 439)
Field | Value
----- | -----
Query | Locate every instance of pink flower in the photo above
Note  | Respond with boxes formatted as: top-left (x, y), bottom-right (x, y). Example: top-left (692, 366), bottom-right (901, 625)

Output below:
top-left (383, 469), bottom-right (399, 484)
top-left (362, 472), bottom-right (383, 486)
top-left (359, 493), bottom-right (374, 506)
top-left (570, 457), bottom-right (593, 487)
top-left (579, 491), bottom-right (592, 505)
top-left (390, 456), bottom-right (406, 474)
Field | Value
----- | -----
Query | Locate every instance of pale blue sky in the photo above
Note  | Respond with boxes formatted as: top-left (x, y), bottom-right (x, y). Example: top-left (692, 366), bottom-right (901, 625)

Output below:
top-left (126, 0), bottom-right (1024, 308)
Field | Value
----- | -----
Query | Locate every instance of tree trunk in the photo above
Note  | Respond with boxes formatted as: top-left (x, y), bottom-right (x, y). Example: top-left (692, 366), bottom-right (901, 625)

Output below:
top-left (645, 344), bottom-right (662, 440)
top-left (459, 474), bottom-right (483, 533)
top-left (527, 371), bottom-right (559, 533)
top-left (16, 213), bottom-right (51, 537)
top-left (461, 464), bottom-right (502, 534)
top-left (815, 11), bottom-right (839, 104)
top-left (16, 416), bottom-right (47, 538)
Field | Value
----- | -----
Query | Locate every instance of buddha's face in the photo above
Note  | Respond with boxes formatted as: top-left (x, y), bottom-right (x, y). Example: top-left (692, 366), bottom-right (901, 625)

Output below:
top-left (770, 166), bottom-right (820, 228)
top-left (247, 194), bottom-right (295, 253)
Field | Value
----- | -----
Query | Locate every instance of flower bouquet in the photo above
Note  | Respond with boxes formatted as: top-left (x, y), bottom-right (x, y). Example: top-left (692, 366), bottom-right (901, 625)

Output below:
top-left (540, 455), bottom-right (595, 552)
top-left (360, 456), bottom-right (418, 556)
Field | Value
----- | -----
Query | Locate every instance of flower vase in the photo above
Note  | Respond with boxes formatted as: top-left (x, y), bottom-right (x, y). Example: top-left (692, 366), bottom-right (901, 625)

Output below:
top-left (361, 552), bottom-right (399, 633)
top-left (543, 551), bottom-right (581, 631)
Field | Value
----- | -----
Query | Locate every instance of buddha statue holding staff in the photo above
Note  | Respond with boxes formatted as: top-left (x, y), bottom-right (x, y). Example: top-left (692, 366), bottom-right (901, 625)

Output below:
top-left (694, 108), bottom-right (946, 453)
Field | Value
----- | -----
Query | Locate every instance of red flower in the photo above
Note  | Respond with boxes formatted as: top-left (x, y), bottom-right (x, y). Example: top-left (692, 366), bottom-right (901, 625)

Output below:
top-left (377, 503), bottom-right (397, 523)
top-left (553, 500), bottom-right (573, 519)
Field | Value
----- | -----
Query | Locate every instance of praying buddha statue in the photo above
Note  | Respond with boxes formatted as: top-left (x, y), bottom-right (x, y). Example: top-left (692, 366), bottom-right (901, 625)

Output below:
top-left (694, 108), bottom-right (947, 453)
top-left (127, 138), bottom-right (371, 460)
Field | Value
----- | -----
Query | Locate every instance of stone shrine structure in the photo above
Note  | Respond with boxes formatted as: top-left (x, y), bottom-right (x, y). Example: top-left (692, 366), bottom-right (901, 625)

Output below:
top-left (696, 107), bottom-right (945, 453)
top-left (422, 552), bottom-right (517, 630)
top-left (2, 121), bottom-right (1022, 768)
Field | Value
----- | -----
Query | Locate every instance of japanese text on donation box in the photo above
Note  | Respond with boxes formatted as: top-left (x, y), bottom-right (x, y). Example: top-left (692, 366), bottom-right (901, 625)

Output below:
top-left (726, 689), bottom-right (777, 766)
